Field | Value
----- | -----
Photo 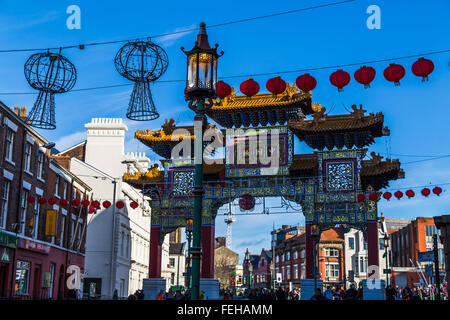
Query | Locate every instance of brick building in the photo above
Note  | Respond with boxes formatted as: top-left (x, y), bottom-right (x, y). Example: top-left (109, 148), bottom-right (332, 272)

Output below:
top-left (242, 248), bottom-right (272, 289)
top-left (0, 102), bottom-right (92, 299)
top-left (390, 217), bottom-right (445, 287)
top-left (273, 226), bottom-right (345, 289)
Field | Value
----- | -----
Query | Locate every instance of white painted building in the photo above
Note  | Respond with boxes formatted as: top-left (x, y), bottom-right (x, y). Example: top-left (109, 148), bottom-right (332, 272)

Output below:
top-left (57, 118), bottom-right (170, 299)
top-left (167, 243), bottom-right (186, 289)
top-left (344, 226), bottom-right (388, 287)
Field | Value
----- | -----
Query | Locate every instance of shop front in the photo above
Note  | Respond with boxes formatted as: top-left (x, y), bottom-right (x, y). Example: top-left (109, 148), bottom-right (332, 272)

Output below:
top-left (0, 231), bottom-right (17, 298)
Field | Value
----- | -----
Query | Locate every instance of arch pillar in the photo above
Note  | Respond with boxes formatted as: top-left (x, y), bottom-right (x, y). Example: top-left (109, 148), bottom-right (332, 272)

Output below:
top-left (201, 224), bottom-right (215, 278)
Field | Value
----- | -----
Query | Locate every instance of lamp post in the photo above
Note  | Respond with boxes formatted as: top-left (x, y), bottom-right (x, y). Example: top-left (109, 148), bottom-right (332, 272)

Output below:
top-left (383, 234), bottom-right (390, 286)
top-left (181, 22), bottom-right (223, 300)
top-left (185, 218), bottom-right (193, 289)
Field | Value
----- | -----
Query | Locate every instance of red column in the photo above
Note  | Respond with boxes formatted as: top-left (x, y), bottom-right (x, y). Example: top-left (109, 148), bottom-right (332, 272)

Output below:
top-left (305, 223), bottom-right (314, 279)
top-left (149, 226), bottom-right (162, 278)
top-left (367, 221), bottom-right (379, 269)
top-left (201, 225), bottom-right (215, 278)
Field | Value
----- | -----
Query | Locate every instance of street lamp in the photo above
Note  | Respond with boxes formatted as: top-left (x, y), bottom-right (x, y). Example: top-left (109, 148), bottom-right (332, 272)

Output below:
top-left (181, 22), bottom-right (223, 300)
top-left (383, 234), bottom-right (390, 286)
top-left (185, 218), bottom-right (193, 289)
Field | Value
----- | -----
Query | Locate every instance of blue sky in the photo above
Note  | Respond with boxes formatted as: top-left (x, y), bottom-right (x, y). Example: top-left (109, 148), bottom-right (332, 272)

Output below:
top-left (1, 0), bottom-right (450, 260)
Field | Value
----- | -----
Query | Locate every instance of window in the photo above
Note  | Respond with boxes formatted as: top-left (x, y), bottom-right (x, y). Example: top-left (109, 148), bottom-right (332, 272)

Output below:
top-left (71, 217), bottom-right (76, 244)
top-left (55, 176), bottom-right (60, 196)
top-left (300, 249), bottom-right (305, 259)
top-left (48, 263), bottom-right (55, 299)
top-left (15, 261), bottom-right (30, 295)
top-left (363, 240), bottom-right (367, 250)
top-left (379, 238), bottom-right (384, 250)
top-left (126, 235), bottom-right (130, 257)
top-left (121, 232), bottom-right (125, 256)
top-left (325, 248), bottom-right (339, 257)
top-left (349, 237), bottom-right (355, 249)
top-left (325, 263), bottom-right (339, 279)
top-left (170, 273), bottom-right (175, 285)
top-left (359, 256), bottom-right (368, 273)
top-left (0, 180), bottom-right (11, 229)
top-left (63, 181), bottom-right (68, 199)
top-left (292, 250), bottom-right (298, 260)
top-left (281, 254), bottom-right (284, 262)
top-left (300, 263), bottom-right (305, 279)
top-left (37, 151), bottom-right (44, 179)
top-left (20, 190), bottom-right (29, 234)
top-left (24, 143), bottom-right (32, 172)
top-left (285, 251), bottom-right (290, 261)
top-left (293, 264), bottom-right (298, 279)
top-left (33, 200), bottom-right (40, 239)
top-left (59, 216), bottom-right (65, 246)
top-left (286, 265), bottom-right (290, 279)
top-left (276, 255), bottom-right (279, 263)
top-left (5, 129), bottom-right (14, 162)
top-left (169, 258), bottom-right (175, 268)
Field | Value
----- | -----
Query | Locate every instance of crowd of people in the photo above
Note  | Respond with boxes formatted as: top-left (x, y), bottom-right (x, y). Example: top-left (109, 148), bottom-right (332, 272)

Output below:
top-left (385, 284), bottom-right (448, 300)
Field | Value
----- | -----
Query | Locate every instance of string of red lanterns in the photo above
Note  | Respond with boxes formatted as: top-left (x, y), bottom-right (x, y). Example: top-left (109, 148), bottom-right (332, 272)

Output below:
top-left (215, 57), bottom-right (436, 98)
top-left (357, 186), bottom-right (444, 202)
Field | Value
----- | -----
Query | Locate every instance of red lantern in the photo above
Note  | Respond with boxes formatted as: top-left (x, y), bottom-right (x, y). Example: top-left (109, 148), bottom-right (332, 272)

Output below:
top-left (88, 206), bottom-right (95, 214)
top-left (329, 69), bottom-right (350, 91)
top-left (412, 57), bottom-right (434, 81)
top-left (92, 200), bottom-right (100, 209)
top-left (266, 76), bottom-right (286, 96)
top-left (26, 195), bottom-right (36, 204)
top-left (433, 186), bottom-right (442, 196)
top-left (295, 73), bottom-right (317, 92)
top-left (81, 199), bottom-right (90, 208)
top-left (116, 201), bottom-right (125, 209)
top-left (72, 199), bottom-right (80, 207)
top-left (216, 81), bottom-right (232, 99)
top-left (383, 192), bottom-right (392, 201)
top-left (59, 199), bottom-right (68, 207)
top-left (394, 191), bottom-right (403, 200)
top-left (405, 189), bottom-right (415, 198)
top-left (239, 194), bottom-right (255, 211)
top-left (421, 188), bottom-right (431, 197)
top-left (368, 193), bottom-right (378, 201)
top-left (38, 197), bottom-right (47, 204)
top-left (48, 198), bottom-right (57, 205)
top-left (240, 78), bottom-right (260, 97)
top-left (384, 63), bottom-right (405, 86)
top-left (130, 201), bottom-right (139, 209)
top-left (357, 194), bottom-right (365, 202)
top-left (103, 200), bottom-right (111, 208)
top-left (354, 66), bottom-right (376, 88)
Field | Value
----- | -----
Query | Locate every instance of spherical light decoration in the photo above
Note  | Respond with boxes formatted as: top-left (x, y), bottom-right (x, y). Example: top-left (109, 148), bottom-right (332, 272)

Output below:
top-left (357, 194), bottom-right (365, 202)
top-left (383, 192), bottom-right (392, 200)
top-left (421, 188), bottom-right (431, 197)
top-left (115, 40), bottom-right (169, 121)
top-left (72, 199), bottom-right (81, 207)
top-left (405, 189), bottom-right (415, 198)
top-left (433, 186), bottom-right (442, 196)
top-left (354, 66), bottom-right (376, 88)
top-left (384, 63), bottom-right (405, 86)
top-left (412, 57), bottom-right (434, 81)
top-left (329, 69), bottom-right (351, 91)
top-left (239, 194), bottom-right (255, 211)
top-left (266, 76), bottom-right (286, 96)
top-left (130, 201), bottom-right (139, 209)
top-left (240, 79), bottom-right (260, 97)
top-left (116, 201), bottom-right (125, 209)
top-left (394, 191), bottom-right (403, 200)
top-left (48, 198), bottom-right (57, 205)
top-left (92, 200), bottom-right (100, 209)
top-left (88, 206), bottom-right (95, 214)
top-left (38, 197), bottom-right (47, 204)
top-left (27, 196), bottom-right (36, 204)
top-left (59, 199), bottom-right (68, 207)
top-left (103, 200), bottom-right (112, 209)
top-left (216, 81), bottom-right (232, 99)
top-left (24, 51), bottom-right (77, 129)
top-left (296, 73), bottom-right (317, 92)
top-left (81, 199), bottom-right (90, 208)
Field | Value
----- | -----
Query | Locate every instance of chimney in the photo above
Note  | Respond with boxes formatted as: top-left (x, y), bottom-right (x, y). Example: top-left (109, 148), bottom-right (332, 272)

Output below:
top-left (12, 106), bottom-right (28, 121)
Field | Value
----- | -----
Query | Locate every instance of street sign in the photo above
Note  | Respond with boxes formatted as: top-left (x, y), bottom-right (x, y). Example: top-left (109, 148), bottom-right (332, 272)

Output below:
top-left (418, 251), bottom-right (434, 263)
top-left (276, 273), bottom-right (282, 283)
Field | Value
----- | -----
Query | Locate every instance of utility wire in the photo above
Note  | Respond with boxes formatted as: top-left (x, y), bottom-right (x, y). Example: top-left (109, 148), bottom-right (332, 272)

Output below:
top-left (1, 47), bottom-right (450, 96)
top-left (0, 1), bottom-right (356, 53)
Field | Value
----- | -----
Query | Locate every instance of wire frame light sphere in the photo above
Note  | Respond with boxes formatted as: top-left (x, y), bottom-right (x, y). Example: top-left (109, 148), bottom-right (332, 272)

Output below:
top-left (115, 40), bottom-right (169, 121)
top-left (24, 51), bottom-right (77, 129)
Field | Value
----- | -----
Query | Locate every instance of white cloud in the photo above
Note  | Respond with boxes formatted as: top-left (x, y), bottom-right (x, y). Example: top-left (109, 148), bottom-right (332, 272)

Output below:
top-left (54, 131), bottom-right (86, 152)
top-left (158, 25), bottom-right (196, 47)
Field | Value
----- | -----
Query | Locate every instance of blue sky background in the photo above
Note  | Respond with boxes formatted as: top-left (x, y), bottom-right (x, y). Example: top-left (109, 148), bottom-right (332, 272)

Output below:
top-left (1, 0), bottom-right (450, 261)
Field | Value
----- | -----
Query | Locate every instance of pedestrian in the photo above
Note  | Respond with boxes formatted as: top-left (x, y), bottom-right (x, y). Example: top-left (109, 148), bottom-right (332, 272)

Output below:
top-left (345, 284), bottom-right (358, 300)
top-left (112, 289), bottom-right (118, 300)
top-left (310, 288), bottom-right (328, 301)
top-left (324, 286), bottom-right (333, 300)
